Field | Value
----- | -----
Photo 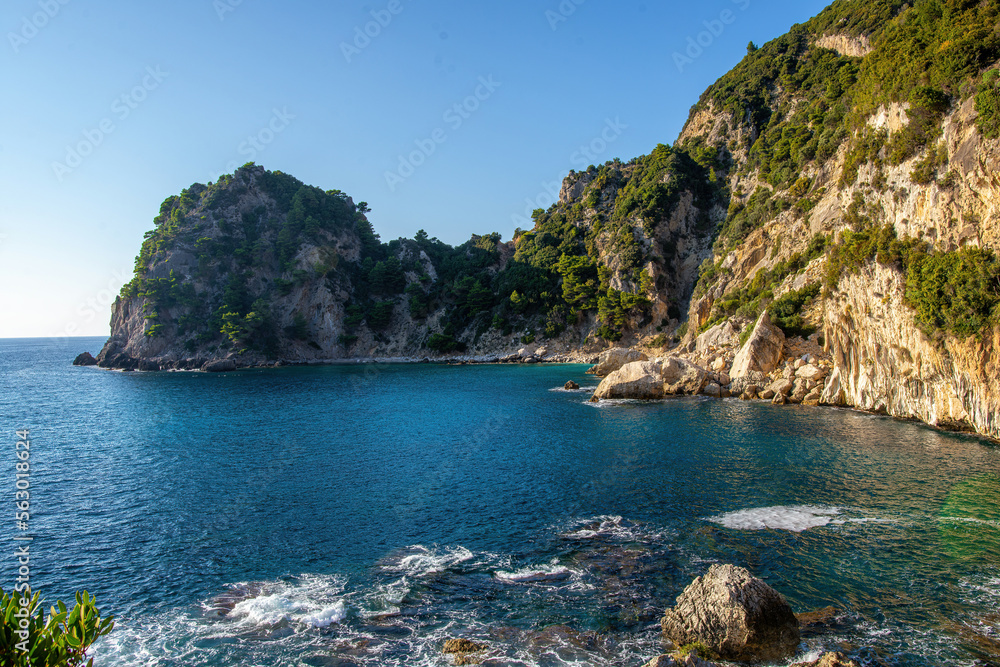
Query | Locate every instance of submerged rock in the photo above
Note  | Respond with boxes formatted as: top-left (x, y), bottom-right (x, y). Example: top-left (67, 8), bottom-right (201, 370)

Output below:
top-left (790, 652), bottom-right (859, 667)
top-left (660, 564), bottom-right (800, 663)
top-left (795, 605), bottom-right (839, 630)
top-left (443, 638), bottom-right (485, 654)
top-left (73, 352), bottom-right (98, 366)
top-left (642, 654), bottom-right (718, 667)
top-left (587, 348), bottom-right (648, 377)
top-left (442, 637), bottom-right (486, 665)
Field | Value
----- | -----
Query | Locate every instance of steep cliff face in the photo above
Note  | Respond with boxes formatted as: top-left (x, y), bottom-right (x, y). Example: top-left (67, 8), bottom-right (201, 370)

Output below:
top-left (675, 0), bottom-right (1000, 438)
top-left (98, 166), bottom-right (532, 369)
top-left (98, 151), bottom-right (721, 369)
top-left (98, 0), bottom-right (1000, 440)
top-left (822, 262), bottom-right (1000, 437)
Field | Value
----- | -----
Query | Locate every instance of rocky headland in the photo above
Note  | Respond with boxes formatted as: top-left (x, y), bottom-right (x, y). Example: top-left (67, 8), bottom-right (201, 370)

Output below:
top-left (85, 0), bottom-right (1000, 440)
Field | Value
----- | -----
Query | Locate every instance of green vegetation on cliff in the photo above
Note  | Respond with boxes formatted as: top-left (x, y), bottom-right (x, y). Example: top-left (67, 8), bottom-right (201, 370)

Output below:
top-left (111, 0), bottom-right (1000, 363)
top-left (119, 145), bottom-right (719, 358)
top-left (687, 0), bottom-right (1000, 343)
top-left (827, 224), bottom-right (1000, 338)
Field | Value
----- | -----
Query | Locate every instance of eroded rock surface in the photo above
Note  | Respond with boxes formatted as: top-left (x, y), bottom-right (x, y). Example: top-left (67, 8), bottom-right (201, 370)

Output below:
top-left (660, 564), bottom-right (800, 663)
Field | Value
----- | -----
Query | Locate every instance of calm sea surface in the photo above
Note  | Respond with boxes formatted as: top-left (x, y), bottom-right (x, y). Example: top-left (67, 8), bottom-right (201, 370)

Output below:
top-left (1, 337), bottom-right (998, 666)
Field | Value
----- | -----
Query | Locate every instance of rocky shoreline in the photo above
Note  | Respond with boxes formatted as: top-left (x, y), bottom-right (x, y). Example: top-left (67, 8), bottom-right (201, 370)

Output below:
top-left (439, 563), bottom-right (862, 667)
top-left (75, 323), bottom-right (996, 444)
top-left (74, 343), bottom-right (600, 372)
top-left (585, 312), bottom-right (839, 408)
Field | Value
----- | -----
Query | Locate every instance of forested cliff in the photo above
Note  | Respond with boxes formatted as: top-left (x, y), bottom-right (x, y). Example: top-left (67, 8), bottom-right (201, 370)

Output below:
top-left (96, 0), bottom-right (1000, 437)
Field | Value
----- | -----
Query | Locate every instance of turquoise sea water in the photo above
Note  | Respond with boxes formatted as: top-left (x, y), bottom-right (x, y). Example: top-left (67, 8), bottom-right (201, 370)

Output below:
top-left (1, 337), bottom-right (999, 666)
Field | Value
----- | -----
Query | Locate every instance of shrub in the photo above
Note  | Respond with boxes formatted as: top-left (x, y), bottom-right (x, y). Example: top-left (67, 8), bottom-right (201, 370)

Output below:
top-left (975, 77), bottom-right (1000, 139)
top-left (366, 300), bottom-right (395, 330)
top-left (0, 588), bottom-right (114, 667)
top-left (768, 282), bottom-right (821, 337)
top-left (428, 332), bottom-right (462, 352)
top-left (905, 246), bottom-right (1000, 337)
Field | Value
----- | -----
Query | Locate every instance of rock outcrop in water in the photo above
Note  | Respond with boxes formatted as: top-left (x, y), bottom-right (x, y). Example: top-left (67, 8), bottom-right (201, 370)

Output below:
top-left (641, 654), bottom-right (716, 667)
top-left (660, 564), bottom-right (800, 663)
top-left (791, 652), bottom-right (860, 667)
top-left (73, 351), bottom-right (97, 366)
top-left (591, 361), bottom-right (666, 400)
top-left (95, 0), bottom-right (1000, 440)
top-left (590, 357), bottom-right (708, 401)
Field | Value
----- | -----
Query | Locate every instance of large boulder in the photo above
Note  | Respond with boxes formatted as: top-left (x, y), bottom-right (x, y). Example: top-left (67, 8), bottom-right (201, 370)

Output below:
top-left (592, 361), bottom-right (664, 400)
top-left (587, 348), bottom-right (648, 377)
top-left (661, 357), bottom-right (708, 395)
top-left (789, 378), bottom-right (810, 404)
top-left (730, 370), bottom-right (767, 397)
top-left (696, 320), bottom-right (739, 356)
top-left (767, 378), bottom-right (795, 397)
top-left (702, 382), bottom-right (724, 398)
top-left (819, 367), bottom-right (847, 406)
top-left (203, 359), bottom-right (237, 373)
top-left (730, 313), bottom-right (785, 381)
top-left (660, 564), bottom-right (800, 663)
top-left (73, 352), bottom-right (98, 366)
top-left (795, 364), bottom-right (826, 381)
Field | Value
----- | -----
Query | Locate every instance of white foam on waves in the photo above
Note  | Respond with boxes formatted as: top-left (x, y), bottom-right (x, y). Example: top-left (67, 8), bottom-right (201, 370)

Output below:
top-left (707, 505), bottom-right (842, 532)
top-left (549, 385), bottom-right (595, 394)
top-left (938, 516), bottom-right (1000, 527)
top-left (495, 563), bottom-right (573, 583)
top-left (226, 574), bottom-right (348, 629)
top-left (382, 545), bottom-right (475, 577)
top-left (562, 515), bottom-right (663, 542)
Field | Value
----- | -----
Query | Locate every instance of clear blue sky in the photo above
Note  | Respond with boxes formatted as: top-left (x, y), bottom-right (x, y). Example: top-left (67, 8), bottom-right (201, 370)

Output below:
top-left (0, 0), bottom-right (829, 338)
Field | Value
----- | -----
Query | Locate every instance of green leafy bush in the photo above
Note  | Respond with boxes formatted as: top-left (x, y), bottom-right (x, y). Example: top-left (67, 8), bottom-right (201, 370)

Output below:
top-left (1, 588), bottom-right (114, 667)
top-left (768, 283), bottom-right (822, 337)
top-left (427, 332), bottom-right (462, 352)
top-left (826, 224), bottom-right (999, 338)
top-left (975, 73), bottom-right (1000, 139)
top-left (905, 246), bottom-right (1000, 337)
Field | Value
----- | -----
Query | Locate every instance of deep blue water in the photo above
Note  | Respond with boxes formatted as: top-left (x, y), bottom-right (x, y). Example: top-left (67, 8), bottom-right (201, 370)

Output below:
top-left (1, 337), bottom-right (999, 666)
